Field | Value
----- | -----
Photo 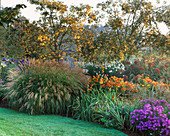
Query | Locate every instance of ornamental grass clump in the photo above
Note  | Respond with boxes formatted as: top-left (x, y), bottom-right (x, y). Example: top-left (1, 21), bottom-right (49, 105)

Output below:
top-left (0, 57), bottom-right (17, 83)
top-left (130, 99), bottom-right (170, 136)
top-left (3, 58), bottom-right (89, 115)
top-left (0, 57), bottom-right (18, 101)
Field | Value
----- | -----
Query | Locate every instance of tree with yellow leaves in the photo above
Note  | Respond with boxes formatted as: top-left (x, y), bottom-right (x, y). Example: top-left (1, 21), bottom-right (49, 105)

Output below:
top-left (1, 16), bottom-right (47, 60)
top-left (28, 0), bottom-right (97, 62)
top-left (77, 0), bottom-right (169, 65)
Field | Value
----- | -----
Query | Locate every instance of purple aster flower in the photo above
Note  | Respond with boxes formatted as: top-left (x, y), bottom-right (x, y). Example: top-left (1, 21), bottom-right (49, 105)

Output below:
top-left (160, 100), bottom-right (168, 105)
top-left (144, 103), bottom-right (152, 110)
top-left (131, 120), bottom-right (135, 124)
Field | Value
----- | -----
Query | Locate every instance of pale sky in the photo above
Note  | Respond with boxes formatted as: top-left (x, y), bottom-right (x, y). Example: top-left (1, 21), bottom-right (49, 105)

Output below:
top-left (1, 0), bottom-right (169, 35)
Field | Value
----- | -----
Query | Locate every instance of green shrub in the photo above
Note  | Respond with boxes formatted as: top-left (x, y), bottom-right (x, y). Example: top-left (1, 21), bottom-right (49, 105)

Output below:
top-left (3, 58), bottom-right (90, 115)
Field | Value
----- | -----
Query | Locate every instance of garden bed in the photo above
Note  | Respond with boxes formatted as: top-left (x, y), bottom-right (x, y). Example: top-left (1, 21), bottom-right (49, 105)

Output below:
top-left (0, 54), bottom-right (169, 136)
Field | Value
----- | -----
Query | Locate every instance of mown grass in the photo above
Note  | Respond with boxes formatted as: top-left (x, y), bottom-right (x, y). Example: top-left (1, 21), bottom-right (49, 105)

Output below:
top-left (0, 108), bottom-right (127, 136)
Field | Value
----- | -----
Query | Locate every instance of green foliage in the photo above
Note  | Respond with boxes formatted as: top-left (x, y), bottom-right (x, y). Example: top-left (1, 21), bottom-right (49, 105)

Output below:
top-left (0, 4), bottom-right (27, 27)
top-left (3, 58), bottom-right (89, 115)
top-left (71, 87), bottom-right (138, 130)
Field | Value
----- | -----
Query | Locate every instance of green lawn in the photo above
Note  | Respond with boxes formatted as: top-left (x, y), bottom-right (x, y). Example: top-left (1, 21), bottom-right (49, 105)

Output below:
top-left (0, 108), bottom-right (127, 136)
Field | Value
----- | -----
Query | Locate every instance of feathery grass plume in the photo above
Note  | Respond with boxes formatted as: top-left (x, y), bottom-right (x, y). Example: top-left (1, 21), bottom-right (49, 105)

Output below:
top-left (3, 58), bottom-right (90, 115)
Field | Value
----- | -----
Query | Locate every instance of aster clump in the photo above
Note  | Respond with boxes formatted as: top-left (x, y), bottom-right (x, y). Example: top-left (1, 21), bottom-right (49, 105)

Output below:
top-left (130, 99), bottom-right (170, 136)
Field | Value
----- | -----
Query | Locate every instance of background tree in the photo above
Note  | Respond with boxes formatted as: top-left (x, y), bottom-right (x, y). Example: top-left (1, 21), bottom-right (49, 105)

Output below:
top-left (154, 4), bottom-right (170, 28)
top-left (26, 0), bottom-right (97, 62)
top-left (1, 0), bottom-right (169, 65)
top-left (7, 18), bottom-right (47, 59)
top-left (0, 4), bottom-right (26, 27)
top-left (77, 0), bottom-right (169, 65)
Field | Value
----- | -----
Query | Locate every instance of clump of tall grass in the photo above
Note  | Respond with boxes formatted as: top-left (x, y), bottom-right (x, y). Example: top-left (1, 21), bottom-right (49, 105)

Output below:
top-left (3, 58), bottom-right (90, 115)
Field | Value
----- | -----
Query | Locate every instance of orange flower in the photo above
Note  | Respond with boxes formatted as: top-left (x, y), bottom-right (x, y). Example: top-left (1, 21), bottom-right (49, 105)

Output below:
top-left (112, 96), bottom-right (117, 100)
top-left (87, 88), bottom-right (91, 91)
top-left (124, 81), bottom-right (129, 85)
top-left (137, 74), bottom-right (142, 78)
top-left (99, 79), bottom-right (103, 84)
top-left (135, 90), bottom-right (138, 92)
top-left (101, 84), bottom-right (105, 88)
top-left (96, 75), bottom-right (100, 78)
top-left (121, 87), bottom-right (126, 91)
top-left (94, 79), bottom-right (98, 82)
top-left (106, 82), bottom-right (110, 87)
top-left (163, 66), bottom-right (166, 70)
top-left (152, 81), bottom-right (158, 85)
top-left (110, 81), bottom-right (114, 85)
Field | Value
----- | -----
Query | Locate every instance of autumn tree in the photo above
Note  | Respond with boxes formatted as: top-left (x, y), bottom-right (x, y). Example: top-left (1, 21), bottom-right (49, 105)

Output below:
top-left (0, 4), bottom-right (33, 59)
top-left (26, 0), bottom-right (97, 62)
top-left (9, 19), bottom-right (48, 59)
top-left (0, 16), bottom-right (41, 59)
top-left (77, 0), bottom-right (169, 65)
top-left (2, 0), bottom-right (169, 65)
